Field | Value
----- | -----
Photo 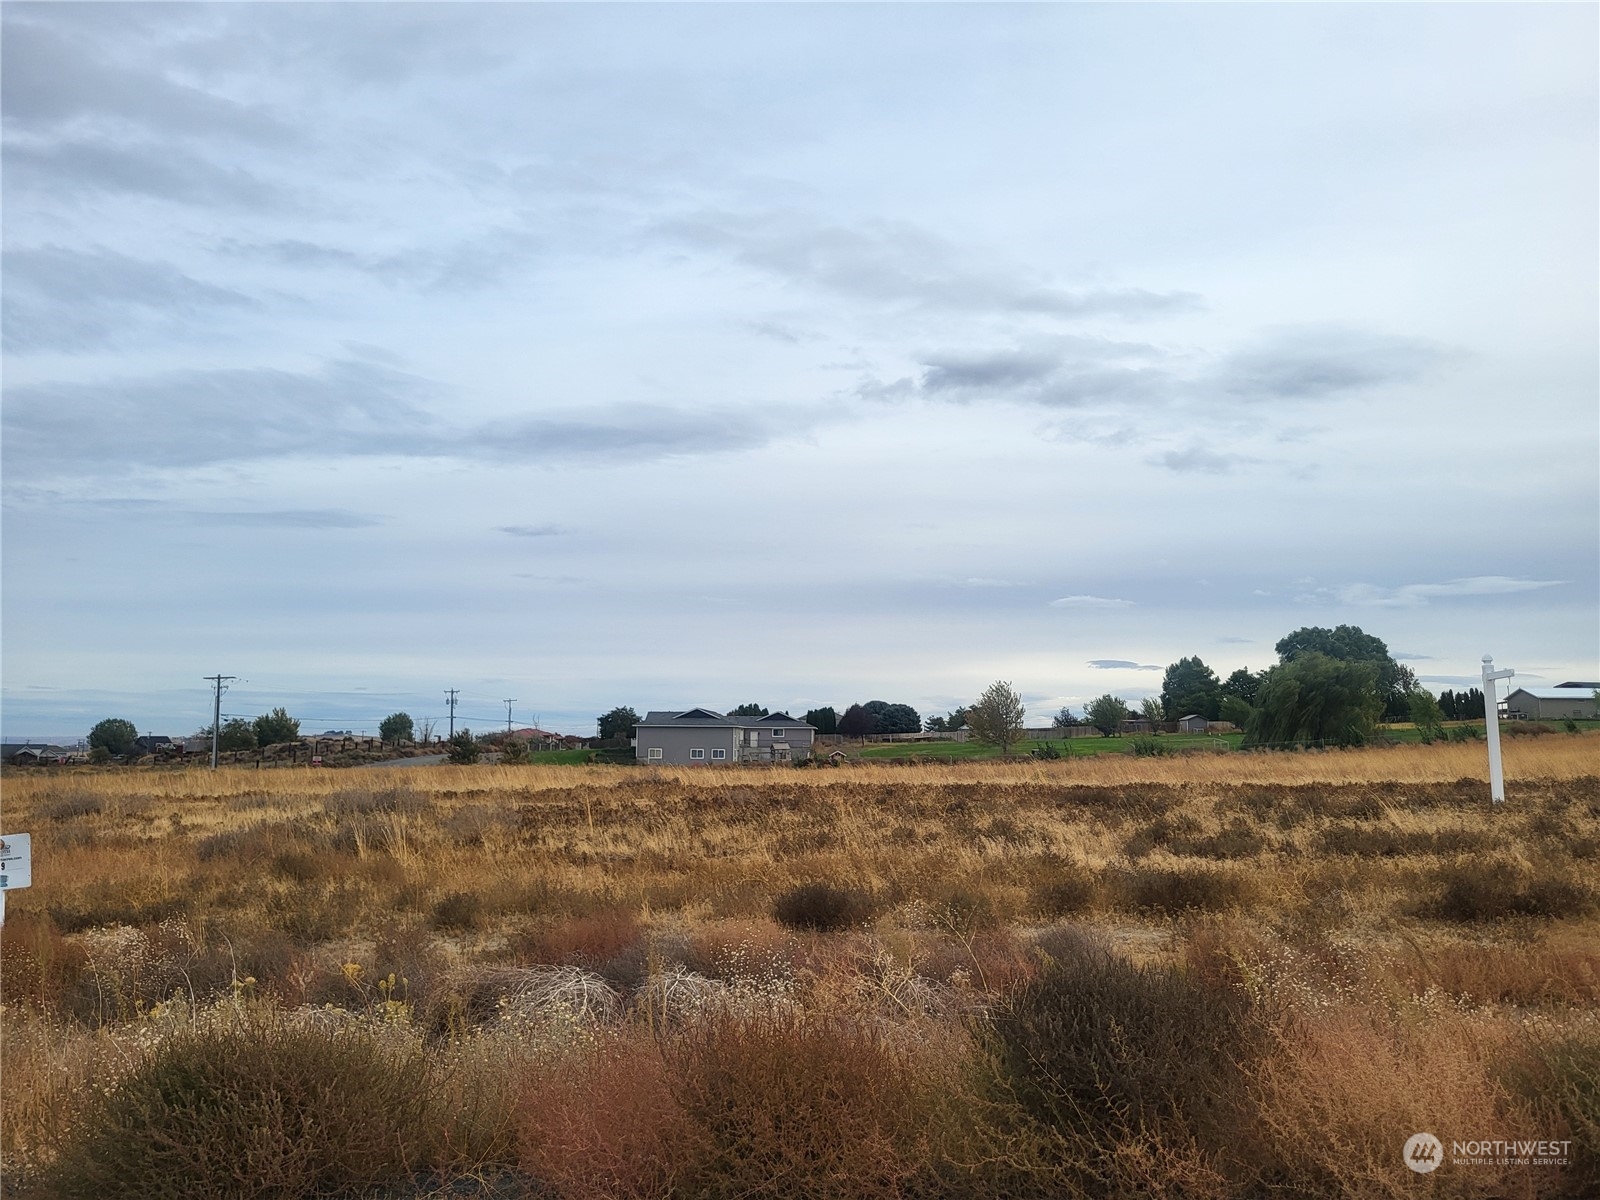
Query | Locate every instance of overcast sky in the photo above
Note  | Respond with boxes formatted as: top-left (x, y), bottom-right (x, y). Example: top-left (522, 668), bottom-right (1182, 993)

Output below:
top-left (3, 2), bottom-right (1596, 740)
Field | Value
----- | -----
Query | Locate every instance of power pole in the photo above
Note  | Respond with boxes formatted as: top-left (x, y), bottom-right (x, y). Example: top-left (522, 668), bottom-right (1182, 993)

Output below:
top-left (445, 689), bottom-right (459, 739)
top-left (204, 674), bottom-right (235, 769)
top-left (504, 699), bottom-right (517, 734)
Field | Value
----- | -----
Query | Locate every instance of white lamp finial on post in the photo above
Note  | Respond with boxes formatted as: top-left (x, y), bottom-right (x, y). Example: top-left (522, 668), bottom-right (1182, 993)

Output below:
top-left (1481, 654), bottom-right (1514, 804)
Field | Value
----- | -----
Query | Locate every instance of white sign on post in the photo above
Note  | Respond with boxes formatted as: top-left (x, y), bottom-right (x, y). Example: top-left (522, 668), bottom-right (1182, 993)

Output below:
top-left (0, 833), bottom-right (32, 926)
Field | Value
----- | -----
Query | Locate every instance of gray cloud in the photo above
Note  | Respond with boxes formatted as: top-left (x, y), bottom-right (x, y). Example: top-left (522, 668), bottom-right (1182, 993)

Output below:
top-left (1216, 327), bottom-right (1449, 401)
top-left (5, 138), bottom-right (283, 208)
top-left (498, 525), bottom-right (566, 538)
top-left (187, 509), bottom-right (381, 529)
top-left (1087, 659), bottom-right (1161, 670)
top-left (2, 359), bottom-right (786, 481)
top-left (663, 211), bottom-right (1201, 318)
top-left (218, 227), bottom-right (543, 292)
top-left (3, 245), bottom-right (257, 352)
top-left (1153, 445), bottom-right (1254, 475)
top-left (1, 15), bottom-right (289, 144)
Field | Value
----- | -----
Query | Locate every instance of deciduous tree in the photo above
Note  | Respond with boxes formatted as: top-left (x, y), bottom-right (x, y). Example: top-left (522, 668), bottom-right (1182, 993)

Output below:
top-left (379, 712), bottom-right (415, 743)
top-left (87, 718), bottom-right (139, 757)
top-left (966, 681), bottom-right (1025, 755)
top-left (837, 704), bottom-right (875, 739)
top-left (253, 708), bottom-right (300, 747)
top-left (1087, 694), bottom-right (1129, 737)
top-left (597, 706), bottom-right (640, 740)
top-left (1160, 657), bottom-right (1221, 721)
top-left (1244, 652), bottom-right (1382, 748)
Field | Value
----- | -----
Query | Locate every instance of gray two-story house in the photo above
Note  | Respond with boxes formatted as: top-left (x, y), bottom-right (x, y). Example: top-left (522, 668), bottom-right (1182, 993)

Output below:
top-left (635, 708), bottom-right (817, 765)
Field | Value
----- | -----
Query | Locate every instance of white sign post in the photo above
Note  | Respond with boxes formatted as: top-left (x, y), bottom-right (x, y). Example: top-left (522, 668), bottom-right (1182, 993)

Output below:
top-left (1481, 655), bottom-right (1515, 805)
top-left (0, 833), bottom-right (33, 926)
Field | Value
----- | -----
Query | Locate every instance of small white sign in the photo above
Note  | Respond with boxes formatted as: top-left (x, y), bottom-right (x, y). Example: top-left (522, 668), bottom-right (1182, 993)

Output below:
top-left (0, 833), bottom-right (33, 890)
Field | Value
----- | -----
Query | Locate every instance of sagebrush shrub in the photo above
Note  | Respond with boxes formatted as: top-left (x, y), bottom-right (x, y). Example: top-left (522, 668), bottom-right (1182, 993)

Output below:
top-left (772, 882), bottom-right (874, 932)
top-left (986, 939), bottom-right (1265, 1193)
top-left (49, 1016), bottom-right (429, 1200)
top-left (1425, 858), bottom-right (1596, 922)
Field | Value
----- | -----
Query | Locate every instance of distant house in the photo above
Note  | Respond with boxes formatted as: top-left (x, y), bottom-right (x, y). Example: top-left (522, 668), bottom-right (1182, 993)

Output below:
top-left (1177, 714), bottom-right (1210, 733)
top-left (635, 708), bottom-right (816, 765)
top-left (4, 744), bottom-right (70, 765)
top-left (1504, 688), bottom-right (1596, 721)
top-left (133, 735), bottom-right (175, 755)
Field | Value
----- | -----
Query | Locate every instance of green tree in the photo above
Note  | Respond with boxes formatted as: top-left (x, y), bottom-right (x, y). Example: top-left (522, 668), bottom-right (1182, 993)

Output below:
top-left (597, 706), bottom-right (640, 740)
top-left (1408, 688), bottom-right (1445, 741)
top-left (1275, 625), bottom-right (1407, 719)
top-left (1051, 706), bottom-right (1077, 735)
top-left (1160, 657), bottom-right (1221, 720)
top-left (219, 718), bottom-right (257, 751)
top-left (870, 700), bottom-right (921, 739)
top-left (1218, 695), bottom-right (1253, 728)
top-left (253, 708), bottom-right (301, 747)
top-left (447, 728), bottom-right (480, 764)
top-left (926, 707), bottom-right (968, 733)
top-left (87, 718), bottom-right (139, 757)
top-left (803, 707), bottom-right (838, 734)
top-left (966, 681), bottom-right (1026, 755)
top-left (837, 703), bottom-right (875, 739)
top-left (1220, 668), bottom-right (1262, 707)
top-left (1244, 652), bottom-right (1382, 748)
top-left (728, 703), bottom-right (768, 717)
top-left (1140, 697), bottom-right (1166, 729)
top-left (499, 737), bottom-right (528, 764)
top-left (1087, 694), bottom-right (1129, 737)
top-left (379, 712), bottom-right (415, 743)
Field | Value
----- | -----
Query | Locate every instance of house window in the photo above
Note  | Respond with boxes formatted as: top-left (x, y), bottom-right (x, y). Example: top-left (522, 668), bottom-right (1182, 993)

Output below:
top-left (690, 748), bottom-right (706, 760)
top-left (771, 728), bottom-right (786, 739)
top-left (711, 748), bottom-right (726, 760)
top-left (647, 748), bottom-right (663, 760)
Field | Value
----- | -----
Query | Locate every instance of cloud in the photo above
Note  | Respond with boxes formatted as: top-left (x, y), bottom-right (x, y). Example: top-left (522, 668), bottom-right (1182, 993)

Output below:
top-left (1050, 595), bottom-right (1135, 609)
top-left (5, 138), bottom-right (283, 208)
top-left (662, 211), bottom-right (1201, 318)
top-left (187, 509), bottom-right (381, 529)
top-left (960, 577), bottom-right (1029, 588)
top-left (1217, 636), bottom-right (1252, 644)
top-left (1215, 327), bottom-right (1450, 401)
top-left (3, 245), bottom-right (257, 352)
top-left (1087, 659), bottom-right (1160, 670)
top-left (1334, 576), bottom-right (1565, 608)
top-left (1, 15), bottom-right (289, 143)
top-left (2, 359), bottom-right (791, 482)
top-left (1392, 652), bottom-right (1435, 661)
top-left (497, 524), bottom-right (566, 538)
top-left (220, 228), bottom-right (544, 292)
top-left (1152, 444), bottom-right (1254, 475)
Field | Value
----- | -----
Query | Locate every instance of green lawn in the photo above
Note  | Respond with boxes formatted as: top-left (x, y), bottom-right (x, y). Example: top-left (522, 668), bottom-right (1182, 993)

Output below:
top-left (854, 732), bottom-right (1244, 760)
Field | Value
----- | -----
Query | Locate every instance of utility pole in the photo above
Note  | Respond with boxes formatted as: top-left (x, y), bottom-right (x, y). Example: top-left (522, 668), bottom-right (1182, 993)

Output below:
top-left (445, 689), bottom-right (459, 739)
top-left (1481, 655), bottom-right (1515, 804)
top-left (504, 699), bottom-right (517, 734)
top-left (204, 674), bottom-right (235, 769)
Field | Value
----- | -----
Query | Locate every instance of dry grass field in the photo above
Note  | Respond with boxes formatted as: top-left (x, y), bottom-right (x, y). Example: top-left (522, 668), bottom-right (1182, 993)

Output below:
top-left (3, 736), bottom-right (1598, 1198)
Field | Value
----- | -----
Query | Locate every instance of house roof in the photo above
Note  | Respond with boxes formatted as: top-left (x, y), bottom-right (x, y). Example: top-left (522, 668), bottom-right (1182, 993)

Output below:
top-left (1508, 687), bottom-right (1597, 701)
top-left (638, 709), bottom-right (813, 729)
top-left (1555, 681), bottom-right (1599, 689)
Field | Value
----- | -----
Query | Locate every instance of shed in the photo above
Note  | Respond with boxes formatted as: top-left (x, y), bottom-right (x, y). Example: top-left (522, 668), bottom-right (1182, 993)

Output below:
top-left (1177, 714), bottom-right (1210, 733)
top-left (1503, 688), bottom-right (1596, 721)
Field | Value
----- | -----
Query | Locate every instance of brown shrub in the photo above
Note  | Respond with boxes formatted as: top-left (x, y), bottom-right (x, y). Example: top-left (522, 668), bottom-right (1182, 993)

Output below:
top-left (664, 1008), bottom-right (949, 1200)
top-left (0, 912), bottom-right (88, 1013)
top-left (1424, 858), bottom-right (1597, 923)
top-left (516, 1035), bottom-right (689, 1200)
top-left (1254, 1002), bottom-right (1552, 1198)
top-left (772, 883), bottom-right (876, 932)
top-left (1115, 865), bottom-right (1255, 915)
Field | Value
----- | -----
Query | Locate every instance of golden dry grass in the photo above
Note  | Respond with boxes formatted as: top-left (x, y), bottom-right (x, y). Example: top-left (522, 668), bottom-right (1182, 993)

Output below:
top-left (2, 738), bottom-right (1597, 1198)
